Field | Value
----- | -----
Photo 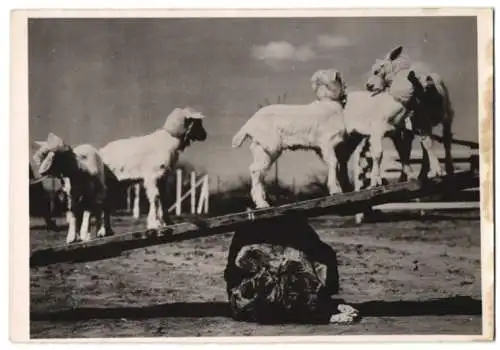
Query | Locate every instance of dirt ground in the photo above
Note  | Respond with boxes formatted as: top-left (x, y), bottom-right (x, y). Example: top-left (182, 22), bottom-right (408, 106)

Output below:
top-left (29, 209), bottom-right (482, 338)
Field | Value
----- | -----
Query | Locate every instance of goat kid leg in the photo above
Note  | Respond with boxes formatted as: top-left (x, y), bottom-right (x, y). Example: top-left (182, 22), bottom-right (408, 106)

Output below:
top-left (321, 141), bottom-right (343, 195)
top-left (79, 210), bottom-right (92, 242)
top-left (66, 210), bottom-right (78, 244)
top-left (155, 196), bottom-right (169, 228)
top-left (144, 178), bottom-right (162, 230)
top-left (250, 168), bottom-right (270, 209)
top-left (352, 138), bottom-right (368, 224)
top-left (352, 137), bottom-right (370, 192)
top-left (95, 208), bottom-right (104, 238)
top-left (133, 183), bottom-right (141, 219)
top-left (61, 177), bottom-right (78, 244)
top-left (420, 134), bottom-right (443, 178)
top-left (97, 210), bottom-right (114, 237)
top-left (249, 142), bottom-right (274, 208)
top-left (73, 208), bottom-right (84, 242)
top-left (390, 131), bottom-right (414, 182)
top-left (368, 134), bottom-right (384, 188)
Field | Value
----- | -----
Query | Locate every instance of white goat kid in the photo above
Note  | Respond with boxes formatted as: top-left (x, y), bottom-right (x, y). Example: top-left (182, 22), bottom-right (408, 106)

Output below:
top-left (366, 45), bottom-right (455, 179)
top-left (341, 69), bottom-right (428, 224)
top-left (99, 107), bottom-right (207, 230)
top-left (33, 133), bottom-right (115, 244)
top-left (344, 69), bottom-right (425, 191)
top-left (232, 69), bottom-right (347, 209)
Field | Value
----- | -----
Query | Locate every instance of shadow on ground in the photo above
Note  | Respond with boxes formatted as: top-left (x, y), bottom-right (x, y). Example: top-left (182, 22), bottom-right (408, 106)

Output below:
top-left (31, 296), bottom-right (481, 322)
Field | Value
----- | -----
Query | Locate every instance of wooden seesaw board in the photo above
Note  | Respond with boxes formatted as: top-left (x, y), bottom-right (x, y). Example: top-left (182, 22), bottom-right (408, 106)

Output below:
top-left (30, 170), bottom-right (479, 268)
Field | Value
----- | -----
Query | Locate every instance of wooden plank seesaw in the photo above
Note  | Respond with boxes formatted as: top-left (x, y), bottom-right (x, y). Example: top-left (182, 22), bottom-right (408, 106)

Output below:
top-left (29, 170), bottom-right (479, 268)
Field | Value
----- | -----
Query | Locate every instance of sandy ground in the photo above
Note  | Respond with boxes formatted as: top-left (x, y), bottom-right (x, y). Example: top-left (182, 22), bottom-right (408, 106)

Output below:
top-left (29, 210), bottom-right (482, 338)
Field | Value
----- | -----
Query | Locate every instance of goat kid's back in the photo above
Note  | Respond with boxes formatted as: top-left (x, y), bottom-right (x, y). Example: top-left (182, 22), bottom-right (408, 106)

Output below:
top-left (99, 130), bottom-right (180, 181)
top-left (71, 144), bottom-right (114, 204)
top-left (343, 91), bottom-right (408, 135)
top-left (232, 101), bottom-right (345, 150)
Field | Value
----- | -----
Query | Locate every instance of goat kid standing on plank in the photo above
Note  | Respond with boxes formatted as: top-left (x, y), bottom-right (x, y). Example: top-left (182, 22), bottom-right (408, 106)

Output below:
top-left (33, 133), bottom-right (117, 244)
top-left (311, 69), bottom-right (373, 196)
top-left (99, 107), bottom-right (207, 230)
top-left (231, 69), bottom-right (348, 209)
top-left (232, 66), bottom-right (423, 211)
top-left (365, 45), bottom-right (455, 180)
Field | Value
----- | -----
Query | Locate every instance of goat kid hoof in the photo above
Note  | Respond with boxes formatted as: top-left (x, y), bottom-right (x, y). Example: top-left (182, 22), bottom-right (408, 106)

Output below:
top-left (157, 221), bottom-right (168, 228)
top-left (328, 187), bottom-right (342, 195)
top-left (67, 237), bottom-right (81, 244)
top-left (255, 203), bottom-right (270, 209)
top-left (370, 179), bottom-right (383, 188)
top-left (97, 230), bottom-right (113, 238)
top-left (427, 169), bottom-right (444, 178)
top-left (80, 235), bottom-right (92, 242)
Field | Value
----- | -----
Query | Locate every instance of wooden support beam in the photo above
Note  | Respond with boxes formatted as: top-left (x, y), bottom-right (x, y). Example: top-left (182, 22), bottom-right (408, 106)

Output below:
top-left (374, 201), bottom-right (480, 211)
top-left (30, 170), bottom-right (479, 268)
top-left (429, 134), bottom-right (479, 149)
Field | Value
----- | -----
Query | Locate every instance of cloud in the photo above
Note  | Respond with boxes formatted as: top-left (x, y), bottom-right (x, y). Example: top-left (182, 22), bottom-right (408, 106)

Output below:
top-left (317, 35), bottom-right (352, 49)
top-left (251, 36), bottom-right (352, 68)
top-left (251, 41), bottom-right (316, 64)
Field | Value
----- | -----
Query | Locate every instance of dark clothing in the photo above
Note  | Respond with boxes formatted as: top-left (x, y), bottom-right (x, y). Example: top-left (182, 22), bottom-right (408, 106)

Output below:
top-left (224, 215), bottom-right (340, 324)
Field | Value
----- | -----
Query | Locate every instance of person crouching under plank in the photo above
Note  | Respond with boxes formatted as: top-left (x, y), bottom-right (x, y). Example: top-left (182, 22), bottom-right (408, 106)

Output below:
top-left (224, 215), bottom-right (360, 325)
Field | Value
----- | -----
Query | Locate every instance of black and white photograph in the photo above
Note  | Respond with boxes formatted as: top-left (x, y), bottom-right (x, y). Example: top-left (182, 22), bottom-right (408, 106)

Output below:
top-left (10, 7), bottom-right (494, 342)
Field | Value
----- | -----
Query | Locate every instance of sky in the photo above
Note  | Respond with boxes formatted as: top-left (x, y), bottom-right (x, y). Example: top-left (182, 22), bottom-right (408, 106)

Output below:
top-left (28, 17), bottom-right (478, 190)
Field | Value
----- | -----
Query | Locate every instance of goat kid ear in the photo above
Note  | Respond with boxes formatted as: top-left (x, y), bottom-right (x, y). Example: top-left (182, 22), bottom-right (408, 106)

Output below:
top-left (407, 69), bottom-right (417, 82)
top-left (333, 70), bottom-right (339, 82)
top-left (163, 107), bottom-right (188, 137)
top-left (425, 75), bottom-right (436, 87)
top-left (189, 112), bottom-right (205, 120)
top-left (165, 108), bottom-right (184, 123)
top-left (47, 132), bottom-right (65, 148)
top-left (335, 71), bottom-right (345, 85)
top-left (387, 45), bottom-right (403, 61)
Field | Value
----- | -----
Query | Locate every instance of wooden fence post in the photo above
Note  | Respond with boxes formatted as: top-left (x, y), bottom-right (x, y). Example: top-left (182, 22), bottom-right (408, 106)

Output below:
top-left (196, 175), bottom-right (209, 214)
top-left (49, 177), bottom-right (55, 215)
top-left (176, 169), bottom-right (182, 216)
top-left (203, 175), bottom-right (209, 214)
top-left (191, 171), bottom-right (196, 214)
top-left (126, 186), bottom-right (132, 212)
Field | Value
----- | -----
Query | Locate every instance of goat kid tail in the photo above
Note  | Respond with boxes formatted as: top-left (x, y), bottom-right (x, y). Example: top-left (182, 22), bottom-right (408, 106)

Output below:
top-left (231, 127), bottom-right (249, 148)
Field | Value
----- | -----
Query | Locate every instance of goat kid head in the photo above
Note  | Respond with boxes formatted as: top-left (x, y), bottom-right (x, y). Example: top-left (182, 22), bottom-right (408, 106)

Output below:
top-left (311, 69), bottom-right (347, 103)
top-left (33, 133), bottom-right (75, 177)
top-left (366, 45), bottom-right (412, 92)
top-left (163, 107), bottom-right (208, 148)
